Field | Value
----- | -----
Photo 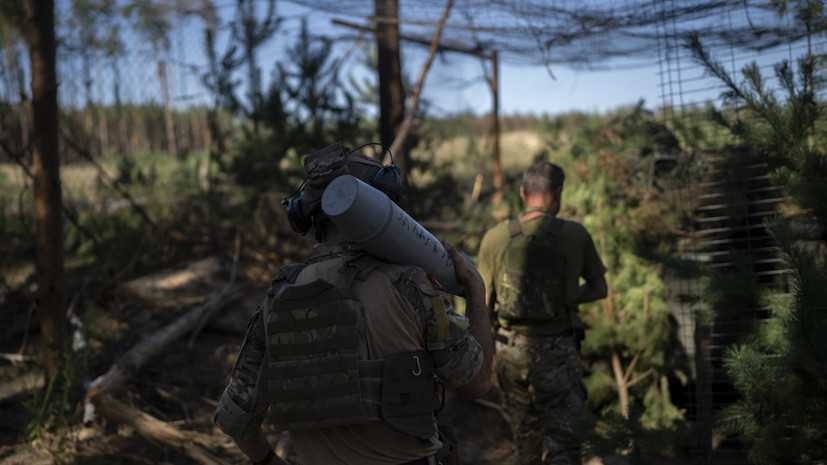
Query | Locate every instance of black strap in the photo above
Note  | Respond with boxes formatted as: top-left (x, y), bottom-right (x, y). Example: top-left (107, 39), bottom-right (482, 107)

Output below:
top-left (251, 448), bottom-right (274, 465)
top-left (507, 218), bottom-right (522, 238)
top-left (547, 216), bottom-right (564, 237)
top-left (508, 215), bottom-right (564, 239)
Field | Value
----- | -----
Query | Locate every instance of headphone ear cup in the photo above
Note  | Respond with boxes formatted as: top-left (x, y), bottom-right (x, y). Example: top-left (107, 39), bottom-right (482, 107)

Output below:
top-left (284, 195), bottom-right (313, 235)
top-left (371, 165), bottom-right (404, 203)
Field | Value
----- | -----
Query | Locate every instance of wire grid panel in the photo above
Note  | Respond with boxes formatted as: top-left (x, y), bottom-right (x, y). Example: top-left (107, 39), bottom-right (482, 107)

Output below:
top-left (654, 1), bottom-right (822, 463)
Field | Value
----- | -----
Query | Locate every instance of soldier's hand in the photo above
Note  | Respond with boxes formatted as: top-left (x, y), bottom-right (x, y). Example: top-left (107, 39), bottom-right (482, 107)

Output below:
top-left (442, 239), bottom-right (483, 292)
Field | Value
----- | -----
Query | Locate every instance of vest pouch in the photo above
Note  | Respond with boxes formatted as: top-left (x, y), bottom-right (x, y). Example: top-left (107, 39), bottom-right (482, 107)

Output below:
top-left (381, 351), bottom-right (437, 440)
top-left (268, 352), bottom-right (369, 430)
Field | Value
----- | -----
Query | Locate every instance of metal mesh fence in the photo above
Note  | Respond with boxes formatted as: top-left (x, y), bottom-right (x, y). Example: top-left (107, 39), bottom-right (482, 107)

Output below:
top-left (1, 3), bottom-right (823, 461)
top-left (654, 1), bottom-right (826, 463)
top-left (54, 8), bottom-right (216, 161)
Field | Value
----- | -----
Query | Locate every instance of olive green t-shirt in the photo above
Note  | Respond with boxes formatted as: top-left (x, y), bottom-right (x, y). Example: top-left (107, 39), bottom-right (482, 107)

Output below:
top-left (477, 213), bottom-right (606, 335)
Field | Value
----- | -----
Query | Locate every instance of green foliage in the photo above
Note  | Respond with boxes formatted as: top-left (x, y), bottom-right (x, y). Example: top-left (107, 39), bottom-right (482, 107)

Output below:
top-left (687, 5), bottom-right (827, 461)
top-left (439, 112), bottom-right (479, 139)
top-left (221, 127), bottom-right (293, 201)
top-left (274, 18), bottom-right (368, 146)
top-left (115, 155), bottom-right (146, 186)
top-left (687, 30), bottom-right (827, 224)
top-left (714, 221), bottom-right (827, 465)
top-left (23, 347), bottom-right (87, 448)
top-left (541, 121), bottom-right (687, 434)
top-left (697, 249), bottom-right (760, 320)
top-left (54, 151), bottom-right (221, 279)
top-left (204, 16), bottom-right (370, 209)
top-left (577, 405), bottom-right (686, 465)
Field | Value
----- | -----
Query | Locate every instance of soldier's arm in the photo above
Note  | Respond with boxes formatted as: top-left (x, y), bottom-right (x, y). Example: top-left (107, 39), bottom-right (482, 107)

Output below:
top-left (576, 226), bottom-right (609, 304)
top-left (443, 239), bottom-right (493, 399)
top-left (214, 307), bottom-right (283, 461)
top-left (576, 274), bottom-right (608, 304)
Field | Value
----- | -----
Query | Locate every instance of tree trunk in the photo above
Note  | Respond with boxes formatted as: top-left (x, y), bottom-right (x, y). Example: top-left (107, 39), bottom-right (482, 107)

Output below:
top-left (27, 0), bottom-right (67, 382)
top-left (96, 57), bottom-right (110, 158)
top-left (374, 0), bottom-right (405, 167)
top-left (610, 344), bottom-right (630, 419)
top-left (489, 51), bottom-right (503, 204)
top-left (95, 394), bottom-right (231, 465)
top-left (694, 319), bottom-right (714, 458)
top-left (112, 58), bottom-right (128, 158)
top-left (157, 58), bottom-right (179, 157)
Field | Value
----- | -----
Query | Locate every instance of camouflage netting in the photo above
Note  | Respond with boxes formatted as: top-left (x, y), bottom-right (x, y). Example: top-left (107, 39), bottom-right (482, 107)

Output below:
top-left (292, 0), bottom-right (820, 70)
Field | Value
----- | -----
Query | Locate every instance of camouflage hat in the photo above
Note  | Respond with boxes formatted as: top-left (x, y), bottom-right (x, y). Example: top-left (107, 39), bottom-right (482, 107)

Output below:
top-left (302, 141), bottom-right (386, 206)
top-left (303, 142), bottom-right (350, 207)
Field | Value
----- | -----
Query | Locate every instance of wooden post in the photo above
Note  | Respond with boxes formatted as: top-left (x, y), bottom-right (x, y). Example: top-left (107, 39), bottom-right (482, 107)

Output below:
top-left (490, 50), bottom-right (502, 204)
top-left (27, 0), bottom-right (66, 382)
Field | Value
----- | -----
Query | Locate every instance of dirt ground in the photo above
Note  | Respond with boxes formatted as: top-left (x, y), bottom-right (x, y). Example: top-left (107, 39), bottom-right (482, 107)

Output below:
top-left (0, 254), bottom-right (647, 465)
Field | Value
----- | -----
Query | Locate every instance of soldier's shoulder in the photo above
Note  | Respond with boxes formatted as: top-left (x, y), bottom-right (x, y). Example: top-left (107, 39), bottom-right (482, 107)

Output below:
top-left (557, 218), bottom-right (592, 237)
top-left (274, 262), bottom-right (305, 280)
top-left (479, 220), bottom-right (512, 258)
top-left (481, 219), bottom-right (511, 243)
top-left (374, 261), bottom-right (429, 281)
top-left (369, 261), bottom-right (442, 296)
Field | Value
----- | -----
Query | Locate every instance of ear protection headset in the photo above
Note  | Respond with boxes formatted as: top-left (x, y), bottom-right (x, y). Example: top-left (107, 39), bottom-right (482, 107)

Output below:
top-left (281, 143), bottom-right (404, 235)
top-left (282, 186), bottom-right (313, 235)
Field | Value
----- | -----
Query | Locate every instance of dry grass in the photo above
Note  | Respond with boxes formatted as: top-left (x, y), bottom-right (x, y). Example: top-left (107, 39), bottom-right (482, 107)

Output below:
top-left (1, 163), bottom-right (109, 208)
top-left (1, 129), bottom-right (548, 214)
top-left (408, 130), bottom-right (545, 187)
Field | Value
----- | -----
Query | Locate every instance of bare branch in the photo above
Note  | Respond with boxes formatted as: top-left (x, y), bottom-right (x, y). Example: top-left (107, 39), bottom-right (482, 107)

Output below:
top-left (389, 0), bottom-right (455, 158)
top-left (626, 367), bottom-right (655, 389)
top-left (188, 231), bottom-right (242, 349)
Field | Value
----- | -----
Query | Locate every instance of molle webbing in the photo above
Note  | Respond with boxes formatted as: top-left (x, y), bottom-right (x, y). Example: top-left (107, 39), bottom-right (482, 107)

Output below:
top-left (266, 282), bottom-right (359, 356)
top-left (266, 258), bottom-right (371, 430)
top-left (265, 254), bottom-right (438, 438)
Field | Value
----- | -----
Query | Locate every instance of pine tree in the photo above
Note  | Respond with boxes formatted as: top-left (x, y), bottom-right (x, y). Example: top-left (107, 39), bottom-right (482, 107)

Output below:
top-left (548, 140), bottom-right (690, 461)
top-left (687, 1), bottom-right (827, 461)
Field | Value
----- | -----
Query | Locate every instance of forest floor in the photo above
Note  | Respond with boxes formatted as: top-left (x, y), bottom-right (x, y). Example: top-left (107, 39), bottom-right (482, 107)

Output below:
top-left (0, 253), bottom-right (695, 465)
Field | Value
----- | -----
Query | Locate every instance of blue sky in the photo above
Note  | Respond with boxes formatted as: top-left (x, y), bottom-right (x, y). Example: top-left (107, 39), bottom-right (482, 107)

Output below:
top-left (414, 53), bottom-right (665, 116)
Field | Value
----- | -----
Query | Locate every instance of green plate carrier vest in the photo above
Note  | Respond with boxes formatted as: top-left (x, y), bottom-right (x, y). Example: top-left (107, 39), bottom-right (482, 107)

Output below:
top-left (497, 216), bottom-right (568, 321)
top-left (264, 253), bottom-right (439, 440)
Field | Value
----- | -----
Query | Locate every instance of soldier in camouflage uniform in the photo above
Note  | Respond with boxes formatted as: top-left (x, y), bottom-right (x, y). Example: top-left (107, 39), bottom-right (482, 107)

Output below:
top-left (214, 142), bottom-right (493, 465)
top-left (476, 161), bottom-right (608, 465)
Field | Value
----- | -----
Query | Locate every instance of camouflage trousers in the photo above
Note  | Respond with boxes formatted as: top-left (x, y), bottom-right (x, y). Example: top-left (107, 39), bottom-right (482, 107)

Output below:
top-left (494, 329), bottom-right (586, 465)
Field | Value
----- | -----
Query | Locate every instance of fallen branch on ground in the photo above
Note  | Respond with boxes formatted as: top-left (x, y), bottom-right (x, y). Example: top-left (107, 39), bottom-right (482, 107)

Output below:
top-left (84, 281), bottom-right (242, 402)
top-left (82, 258), bottom-right (244, 465)
top-left (95, 393), bottom-right (230, 465)
top-left (472, 397), bottom-right (511, 424)
top-left (189, 231), bottom-right (242, 349)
